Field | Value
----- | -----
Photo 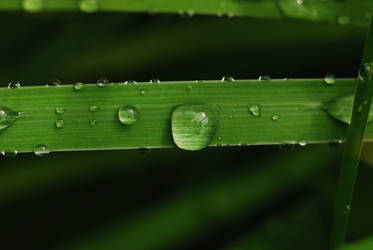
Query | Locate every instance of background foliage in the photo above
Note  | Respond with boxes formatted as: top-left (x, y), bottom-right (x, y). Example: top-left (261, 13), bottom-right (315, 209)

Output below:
top-left (1, 10), bottom-right (373, 249)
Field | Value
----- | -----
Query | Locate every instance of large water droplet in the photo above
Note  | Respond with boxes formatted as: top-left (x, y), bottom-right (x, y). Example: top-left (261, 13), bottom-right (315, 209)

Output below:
top-left (8, 82), bottom-right (21, 89)
top-left (259, 75), bottom-right (270, 81)
top-left (74, 82), bottom-right (84, 91)
top-left (118, 105), bottom-right (139, 125)
top-left (55, 107), bottom-right (65, 115)
top-left (23, 0), bottom-right (44, 12)
top-left (324, 95), bottom-right (373, 124)
top-left (171, 104), bottom-right (219, 151)
top-left (46, 79), bottom-right (61, 87)
top-left (221, 76), bottom-right (235, 82)
top-left (324, 73), bottom-right (336, 85)
top-left (79, 0), bottom-right (98, 13)
top-left (55, 119), bottom-right (64, 128)
top-left (97, 77), bottom-right (109, 87)
top-left (248, 105), bottom-right (261, 117)
top-left (0, 105), bottom-right (20, 131)
top-left (89, 105), bottom-right (100, 112)
top-left (33, 144), bottom-right (50, 156)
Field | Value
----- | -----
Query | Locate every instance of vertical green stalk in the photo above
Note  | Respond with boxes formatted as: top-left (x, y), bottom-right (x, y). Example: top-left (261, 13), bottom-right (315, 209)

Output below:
top-left (330, 19), bottom-right (373, 249)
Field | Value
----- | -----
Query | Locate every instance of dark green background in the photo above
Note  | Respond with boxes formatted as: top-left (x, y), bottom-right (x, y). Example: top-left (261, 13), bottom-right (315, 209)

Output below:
top-left (0, 12), bottom-right (372, 249)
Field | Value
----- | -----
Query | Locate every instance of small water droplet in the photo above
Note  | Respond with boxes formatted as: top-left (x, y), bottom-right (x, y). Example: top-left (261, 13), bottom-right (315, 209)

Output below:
top-left (33, 144), bottom-right (50, 156)
top-left (0, 105), bottom-right (21, 131)
top-left (55, 119), bottom-right (64, 128)
top-left (140, 89), bottom-right (146, 95)
top-left (118, 105), bottom-right (139, 125)
top-left (337, 15), bottom-right (350, 25)
top-left (22, 0), bottom-right (44, 12)
top-left (221, 76), bottom-right (235, 82)
top-left (90, 119), bottom-right (97, 127)
top-left (171, 104), bottom-right (219, 151)
top-left (124, 80), bottom-right (137, 85)
top-left (186, 9), bottom-right (195, 17)
top-left (324, 73), bottom-right (336, 85)
top-left (97, 77), bottom-right (109, 87)
top-left (296, 0), bottom-right (303, 5)
top-left (1, 150), bottom-right (18, 158)
top-left (358, 63), bottom-right (373, 82)
top-left (8, 82), bottom-right (21, 89)
top-left (259, 75), bottom-right (270, 81)
top-left (79, 0), bottom-right (98, 13)
top-left (46, 79), bottom-right (61, 87)
top-left (185, 85), bottom-right (192, 92)
top-left (150, 79), bottom-right (160, 83)
top-left (55, 107), bottom-right (65, 115)
top-left (89, 105), bottom-right (100, 112)
top-left (248, 105), bottom-right (261, 117)
top-left (299, 140), bottom-right (307, 146)
top-left (217, 136), bottom-right (222, 141)
top-left (74, 82), bottom-right (84, 91)
top-left (271, 114), bottom-right (280, 121)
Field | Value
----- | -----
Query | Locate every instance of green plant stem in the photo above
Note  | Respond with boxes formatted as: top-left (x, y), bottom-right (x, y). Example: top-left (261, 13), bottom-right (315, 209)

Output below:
top-left (330, 19), bottom-right (373, 249)
top-left (0, 78), bottom-right (369, 153)
top-left (1, 0), bottom-right (372, 26)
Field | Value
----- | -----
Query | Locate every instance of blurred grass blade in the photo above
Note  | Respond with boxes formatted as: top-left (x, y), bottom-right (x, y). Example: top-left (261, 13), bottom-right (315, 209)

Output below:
top-left (1, 0), bottom-right (373, 26)
top-left (61, 145), bottom-right (336, 250)
top-left (0, 79), bottom-right (372, 153)
top-left (330, 19), bottom-right (373, 249)
top-left (338, 236), bottom-right (373, 250)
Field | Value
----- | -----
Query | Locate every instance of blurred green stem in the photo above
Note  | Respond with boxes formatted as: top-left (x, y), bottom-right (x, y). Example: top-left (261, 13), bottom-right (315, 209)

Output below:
top-left (330, 19), bottom-right (373, 249)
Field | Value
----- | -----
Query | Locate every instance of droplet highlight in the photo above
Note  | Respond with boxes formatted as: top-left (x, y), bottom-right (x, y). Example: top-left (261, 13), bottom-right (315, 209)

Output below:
top-left (33, 144), bottom-right (50, 156)
top-left (118, 105), bottom-right (139, 125)
top-left (55, 107), bottom-right (65, 115)
top-left (271, 114), bottom-right (280, 121)
top-left (171, 104), bottom-right (219, 151)
top-left (324, 73), bottom-right (336, 85)
top-left (74, 82), bottom-right (84, 91)
top-left (55, 119), bottom-right (64, 128)
top-left (248, 105), bottom-right (261, 117)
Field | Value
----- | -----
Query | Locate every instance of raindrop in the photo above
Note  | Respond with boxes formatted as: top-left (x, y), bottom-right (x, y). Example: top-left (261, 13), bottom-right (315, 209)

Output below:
top-left (259, 75), bottom-right (270, 81)
top-left (324, 73), bottom-right (336, 85)
top-left (299, 140), bottom-right (307, 146)
top-left (344, 205), bottom-right (351, 215)
top-left (1, 150), bottom-right (18, 158)
top-left (90, 119), bottom-right (97, 127)
top-left (74, 82), bottom-right (84, 91)
top-left (221, 76), bottom-right (235, 82)
top-left (248, 105), bottom-right (261, 117)
top-left (271, 114), bottom-right (280, 121)
top-left (296, 0), bottom-right (303, 5)
top-left (140, 89), bottom-right (146, 95)
top-left (55, 119), bottom-right (64, 128)
top-left (171, 104), bottom-right (219, 151)
top-left (55, 107), bottom-right (65, 115)
top-left (124, 80), bottom-right (137, 85)
top-left (150, 79), bottom-right (160, 83)
top-left (0, 105), bottom-right (21, 131)
top-left (8, 82), bottom-right (21, 89)
top-left (118, 105), bottom-right (139, 125)
top-left (358, 62), bottom-right (373, 82)
top-left (97, 77), bottom-right (109, 87)
top-left (22, 0), bottom-right (44, 12)
top-left (89, 105), bottom-right (100, 112)
top-left (46, 79), bottom-right (61, 87)
top-left (79, 0), bottom-right (98, 13)
top-left (33, 144), bottom-right (50, 156)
